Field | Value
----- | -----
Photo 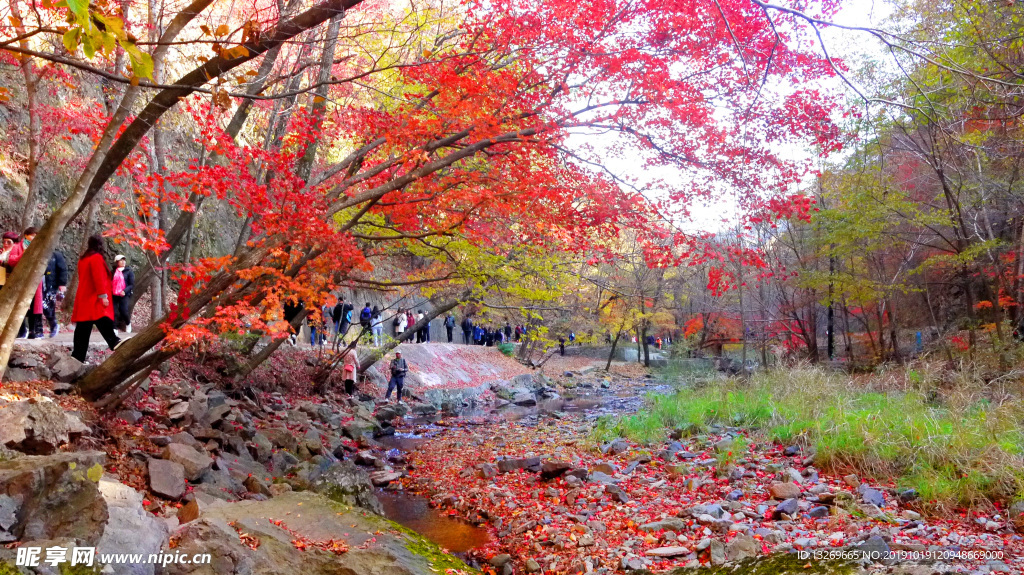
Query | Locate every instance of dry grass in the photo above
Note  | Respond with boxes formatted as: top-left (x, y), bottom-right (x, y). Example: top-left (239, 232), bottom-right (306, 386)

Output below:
top-left (595, 362), bottom-right (1024, 511)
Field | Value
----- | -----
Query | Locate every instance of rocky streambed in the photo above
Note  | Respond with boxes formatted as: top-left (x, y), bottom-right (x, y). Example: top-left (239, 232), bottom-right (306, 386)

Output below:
top-left (2, 346), bottom-right (1022, 575)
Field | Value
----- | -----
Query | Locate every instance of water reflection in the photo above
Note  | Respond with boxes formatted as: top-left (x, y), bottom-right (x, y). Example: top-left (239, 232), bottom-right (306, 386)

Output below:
top-left (378, 491), bottom-right (491, 552)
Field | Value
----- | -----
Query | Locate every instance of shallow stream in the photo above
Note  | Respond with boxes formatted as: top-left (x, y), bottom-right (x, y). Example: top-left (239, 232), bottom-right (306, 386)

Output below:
top-left (375, 378), bottom-right (670, 552)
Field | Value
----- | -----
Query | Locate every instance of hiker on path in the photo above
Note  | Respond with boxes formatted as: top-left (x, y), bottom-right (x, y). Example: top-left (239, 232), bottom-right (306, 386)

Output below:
top-left (559, 336), bottom-right (566, 356)
top-left (3, 228), bottom-right (46, 338)
top-left (11, 228), bottom-right (46, 338)
top-left (371, 306), bottom-right (384, 346)
top-left (70, 234), bottom-right (121, 362)
top-left (342, 344), bottom-right (359, 395)
top-left (461, 315), bottom-right (473, 344)
top-left (0, 232), bottom-right (17, 291)
top-left (339, 300), bottom-right (354, 341)
top-left (396, 307), bottom-right (408, 337)
top-left (42, 245), bottom-right (68, 337)
top-left (504, 322), bottom-right (512, 341)
top-left (111, 254), bottom-right (135, 333)
top-left (283, 299), bottom-right (304, 346)
top-left (385, 350), bottom-right (408, 403)
top-left (444, 312), bottom-right (455, 343)
top-left (359, 302), bottom-right (373, 331)
top-left (416, 309), bottom-right (428, 343)
top-left (332, 299), bottom-right (344, 338)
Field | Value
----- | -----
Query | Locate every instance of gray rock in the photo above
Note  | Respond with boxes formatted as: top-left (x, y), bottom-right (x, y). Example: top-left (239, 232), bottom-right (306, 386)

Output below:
top-left (769, 481), bottom-right (801, 500)
top-left (116, 410), bottom-right (144, 424)
top-left (50, 354), bottom-right (87, 383)
top-left (646, 546), bottom-right (690, 557)
top-left (0, 396), bottom-right (76, 454)
top-left (249, 433), bottom-right (274, 463)
top-left (540, 460), bottom-right (573, 480)
top-left (601, 438), bottom-right (629, 455)
top-left (639, 518), bottom-right (688, 532)
top-left (303, 428), bottom-right (323, 454)
top-left (477, 463), bottom-right (498, 479)
top-left (309, 460), bottom-right (383, 514)
top-left (0, 451), bottom-right (108, 543)
top-left (368, 470), bottom-right (402, 486)
top-left (148, 458), bottom-right (186, 499)
top-left (161, 491), bottom-right (473, 575)
top-left (205, 391), bottom-right (231, 423)
top-left (588, 471), bottom-right (617, 484)
top-left (725, 533), bottom-right (757, 561)
top-left (497, 456), bottom-right (541, 473)
top-left (97, 476), bottom-right (169, 575)
top-left (861, 487), bottom-right (886, 507)
top-left (854, 534), bottom-right (891, 561)
top-left (263, 427), bottom-right (299, 453)
top-left (808, 505), bottom-right (829, 518)
top-left (773, 498), bottom-right (799, 519)
top-left (605, 485), bottom-right (629, 503)
top-left (243, 475), bottom-right (273, 497)
top-left (708, 539), bottom-right (726, 565)
top-left (162, 443), bottom-right (213, 481)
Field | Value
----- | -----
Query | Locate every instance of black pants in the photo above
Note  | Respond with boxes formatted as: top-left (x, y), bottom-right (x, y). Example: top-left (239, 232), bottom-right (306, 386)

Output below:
top-left (113, 295), bottom-right (131, 330)
top-left (43, 290), bottom-right (59, 333)
top-left (462, 330), bottom-right (471, 344)
top-left (21, 313), bottom-right (43, 338)
top-left (344, 379), bottom-right (357, 395)
top-left (386, 375), bottom-right (405, 401)
top-left (72, 317), bottom-right (120, 362)
top-left (446, 326), bottom-right (453, 342)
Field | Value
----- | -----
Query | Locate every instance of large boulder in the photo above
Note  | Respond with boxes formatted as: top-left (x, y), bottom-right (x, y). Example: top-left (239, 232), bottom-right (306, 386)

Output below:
top-left (0, 396), bottom-right (87, 454)
top-left (149, 458), bottom-right (187, 499)
top-left (161, 491), bottom-right (474, 575)
top-left (262, 427), bottom-right (299, 453)
top-left (0, 450), bottom-right (108, 543)
top-left (309, 460), bottom-right (383, 514)
top-left (97, 476), bottom-right (170, 575)
top-left (49, 354), bottom-right (88, 383)
top-left (163, 443), bottom-right (213, 481)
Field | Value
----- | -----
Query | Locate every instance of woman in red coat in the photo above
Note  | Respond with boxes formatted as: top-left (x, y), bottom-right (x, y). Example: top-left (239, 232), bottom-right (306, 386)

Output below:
top-left (2, 229), bottom-right (45, 338)
top-left (71, 234), bottom-right (121, 362)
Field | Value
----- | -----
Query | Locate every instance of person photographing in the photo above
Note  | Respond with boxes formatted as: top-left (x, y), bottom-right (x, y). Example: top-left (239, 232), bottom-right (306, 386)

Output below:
top-left (385, 350), bottom-right (408, 403)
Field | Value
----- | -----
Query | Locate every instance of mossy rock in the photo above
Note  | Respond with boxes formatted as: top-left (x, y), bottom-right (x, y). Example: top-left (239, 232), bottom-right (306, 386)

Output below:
top-left (165, 490), bottom-right (476, 575)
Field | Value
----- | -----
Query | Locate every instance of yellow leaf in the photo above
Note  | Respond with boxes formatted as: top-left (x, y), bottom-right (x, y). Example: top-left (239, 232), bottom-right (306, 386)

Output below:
top-left (216, 24), bottom-right (230, 36)
top-left (88, 463), bottom-right (103, 482)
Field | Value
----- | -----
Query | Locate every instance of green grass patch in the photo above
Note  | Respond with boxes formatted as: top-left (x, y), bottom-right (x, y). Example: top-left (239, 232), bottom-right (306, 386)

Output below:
top-left (594, 365), bottom-right (1024, 510)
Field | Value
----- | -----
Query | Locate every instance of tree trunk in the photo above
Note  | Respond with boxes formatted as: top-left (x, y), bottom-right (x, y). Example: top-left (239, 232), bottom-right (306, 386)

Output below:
top-left (0, 0), bottom-right (366, 380)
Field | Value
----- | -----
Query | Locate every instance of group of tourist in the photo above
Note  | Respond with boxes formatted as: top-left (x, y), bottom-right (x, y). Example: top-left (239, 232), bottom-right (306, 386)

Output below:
top-left (459, 315), bottom-right (518, 346)
top-left (1, 229), bottom-right (135, 363)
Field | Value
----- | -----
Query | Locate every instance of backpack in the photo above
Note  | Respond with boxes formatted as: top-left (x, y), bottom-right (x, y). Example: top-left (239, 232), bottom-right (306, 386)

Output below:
top-left (360, 307), bottom-right (372, 322)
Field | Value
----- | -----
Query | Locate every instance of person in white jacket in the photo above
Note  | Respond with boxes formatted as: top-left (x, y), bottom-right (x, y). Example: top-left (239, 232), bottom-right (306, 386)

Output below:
top-left (371, 307), bottom-right (384, 346)
top-left (396, 308), bottom-right (408, 337)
